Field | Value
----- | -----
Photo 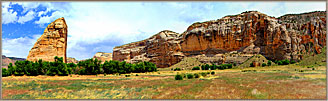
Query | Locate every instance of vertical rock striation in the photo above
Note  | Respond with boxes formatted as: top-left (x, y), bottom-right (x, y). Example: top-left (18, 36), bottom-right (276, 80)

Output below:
top-left (113, 11), bottom-right (326, 68)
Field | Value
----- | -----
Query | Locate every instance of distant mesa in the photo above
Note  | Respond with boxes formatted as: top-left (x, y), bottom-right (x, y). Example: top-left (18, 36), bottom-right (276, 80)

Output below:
top-left (2, 55), bottom-right (26, 68)
top-left (26, 17), bottom-right (68, 63)
top-left (67, 57), bottom-right (78, 64)
top-left (93, 52), bottom-right (112, 63)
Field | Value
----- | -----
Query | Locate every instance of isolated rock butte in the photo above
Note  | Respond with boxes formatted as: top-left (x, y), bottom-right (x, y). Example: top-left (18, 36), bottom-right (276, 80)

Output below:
top-left (93, 52), bottom-right (113, 63)
top-left (113, 11), bottom-right (326, 68)
top-left (27, 17), bottom-right (68, 63)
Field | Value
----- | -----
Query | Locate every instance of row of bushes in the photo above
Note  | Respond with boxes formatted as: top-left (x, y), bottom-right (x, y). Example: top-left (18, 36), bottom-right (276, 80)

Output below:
top-left (175, 71), bottom-right (215, 80)
top-left (274, 59), bottom-right (296, 65)
top-left (2, 56), bottom-right (76, 76)
top-left (250, 59), bottom-right (297, 67)
top-left (2, 56), bottom-right (157, 77)
top-left (192, 64), bottom-right (233, 70)
top-left (77, 58), bottom-right (157, 75)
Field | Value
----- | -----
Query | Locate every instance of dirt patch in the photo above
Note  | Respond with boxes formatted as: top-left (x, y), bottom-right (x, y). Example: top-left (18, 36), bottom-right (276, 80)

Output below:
top-left (2, 89), bottom-right (29, 99)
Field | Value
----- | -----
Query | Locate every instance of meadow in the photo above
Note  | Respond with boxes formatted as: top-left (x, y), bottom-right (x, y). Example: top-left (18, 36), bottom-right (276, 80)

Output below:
top-left (2, 64), bottom-right (326, 99)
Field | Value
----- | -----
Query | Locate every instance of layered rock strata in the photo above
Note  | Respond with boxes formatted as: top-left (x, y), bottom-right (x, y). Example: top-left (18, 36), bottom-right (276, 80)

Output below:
top-left (113, 11), bottom-right (326, 68)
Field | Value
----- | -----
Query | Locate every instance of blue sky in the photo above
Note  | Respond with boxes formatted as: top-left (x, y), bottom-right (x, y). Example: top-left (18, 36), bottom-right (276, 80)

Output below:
top-left (2, 1), bottom-right (326, 60)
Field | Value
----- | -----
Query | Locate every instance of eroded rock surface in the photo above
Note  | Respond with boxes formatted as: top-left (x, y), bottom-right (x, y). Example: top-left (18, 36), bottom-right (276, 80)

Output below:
top-left (113, 11), bottom-right (326, 68)
top-left (27, 17), bottom-right (68, 63)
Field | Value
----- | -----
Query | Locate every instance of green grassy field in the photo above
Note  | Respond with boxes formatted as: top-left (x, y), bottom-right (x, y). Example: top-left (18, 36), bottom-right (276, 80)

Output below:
top-left (2, 64), bottom-right (326, 99)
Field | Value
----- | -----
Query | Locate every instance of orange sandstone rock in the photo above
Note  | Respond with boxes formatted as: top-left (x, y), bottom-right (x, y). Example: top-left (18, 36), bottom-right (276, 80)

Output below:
top-left (27, 17), bottom-right (67, 63)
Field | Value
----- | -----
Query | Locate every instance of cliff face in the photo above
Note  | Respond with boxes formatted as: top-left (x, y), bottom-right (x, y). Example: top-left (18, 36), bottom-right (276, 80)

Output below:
top-left (113, 30), bottom-right (184, 68)
top-left (113, 11), bottom-right (326, 68)
top-left (27, 17), bottom-right (68, 63)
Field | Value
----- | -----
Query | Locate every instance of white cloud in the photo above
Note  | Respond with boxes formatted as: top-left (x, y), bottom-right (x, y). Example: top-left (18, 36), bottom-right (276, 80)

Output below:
top-left (3, 49), bottom-right (11, 54)
top-left (283, 2), bottom-right (326, 14)
top-left (2, 35), bottom-right (41, 58)
top-left (35, 11), bottom-right (66, 24)
top-left (2, 2), bottom-right (18, 24)
top-left (17, 10), bottom-right (36, 24)
top-left (224, 1), bottom-right (325, 17)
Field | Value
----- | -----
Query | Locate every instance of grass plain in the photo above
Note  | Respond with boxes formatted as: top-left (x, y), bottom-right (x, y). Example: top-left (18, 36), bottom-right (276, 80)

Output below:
top-left (2, 64), bottom-right (326, 99)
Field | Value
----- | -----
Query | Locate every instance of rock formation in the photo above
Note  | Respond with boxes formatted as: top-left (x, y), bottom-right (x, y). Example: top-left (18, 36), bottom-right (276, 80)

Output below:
top-left (67, 57), bottom-right (78, 64)
top-left (113, 11), bottom-right (326, 68)
top-left (93, 52), bottom-right (112, 63)
top-left (27, 17), bottom-right (68, 63)
top-left (113, 30), bottom-right (184, 68)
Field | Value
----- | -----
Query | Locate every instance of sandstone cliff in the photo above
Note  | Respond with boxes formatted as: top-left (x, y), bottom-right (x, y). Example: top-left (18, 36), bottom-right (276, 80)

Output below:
top-left (27, 17), bottom-right (68, 63)
top-left (113, 11), bottom-right (326, 68)
top-left (113, 30), bottom-right (184, 68)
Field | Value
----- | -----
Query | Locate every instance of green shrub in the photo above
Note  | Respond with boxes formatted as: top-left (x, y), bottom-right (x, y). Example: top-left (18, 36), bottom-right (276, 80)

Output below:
top-left (200, 72), bottom-right (207, 77)
top-left (2, 68), bottom-right (10, 77)
top-left (186, 74), bottom-right (194, 79)
top-left (125, 75), bottom-right (130, 77)
top-left (233, 63), bottom-right (237, 66)
top-left (282, 59), bottom-right (290, 65)
top-left (194, 73), bottom-right (200, 78)
top-left (262, 63), bottom-right (267, 67)
top-left (192, 66), bottom-right (200, 70)
top-left (267, 60), bottom-right (272, 66)
top-left (277, 61), bottom-right (283, 65)
top-left (290, 60), bottom-right (296, 64)
top-left (104, 73), bottom-right (107, 76)
top-left (312, 68), bottom-right (315, 70)
top-left (174, 68), bottom-right (181, 71)
top-left (211, 71), bottom-right (215, 75)
top-left (136, 74), bottom-right (139, 76)
top-left (175, 74), bottom-right (183, 80)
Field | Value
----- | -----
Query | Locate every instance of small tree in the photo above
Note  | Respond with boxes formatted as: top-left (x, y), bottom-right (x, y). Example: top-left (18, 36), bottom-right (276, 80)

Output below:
top-left (262, 63), bottom-right (267, 67)
top-left (194, 73), bottom-right (200, 78)
top-left (186, 74), bottom-right (194, 79)
top-left (211, 71), bottom-right (215, 75)
top-left (2, 68), bottom-right (9, 77)
top-left (175, 74), bottom-right (183, 80)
